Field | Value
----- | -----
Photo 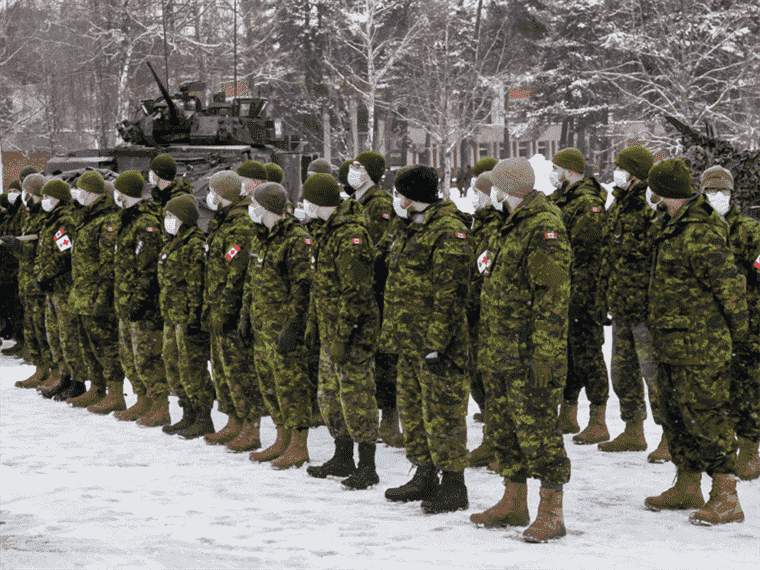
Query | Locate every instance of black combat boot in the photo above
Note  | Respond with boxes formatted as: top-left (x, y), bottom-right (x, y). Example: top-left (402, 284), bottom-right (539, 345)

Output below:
top-left (163, 401), bottom-right (196, 435)
top-left (54, 380), bottom-right (86, 401)
top-left (342, 442), bottom-right (379, 490)
top-left (421, 470), bottom-right (469, 514)
top-left (41, 374), bottom-right (71, 400)
top-left (307, 435), bottom-right (356, 478)
top-left (177, 401), bottom-right (215, 440)
top-left (385, 465), bottom-right (439, 502)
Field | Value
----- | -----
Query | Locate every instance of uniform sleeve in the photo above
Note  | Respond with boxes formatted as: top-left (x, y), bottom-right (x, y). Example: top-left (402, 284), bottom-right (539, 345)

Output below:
top-left (567, 196), bottom-right (606, 316)
top-left (336, 231), bottom-right (375, 342)
top-left (132, 222), bottom-right (164, 307)
top-left (36, 218), bottom-right (75, 284)
top-left (366, 195), bottom-right (392, 247)
top-left (185, 236), bottom-right (207, 324)
top-left (425, 229), bottom-right (471, 354)
top-left (218, 221), bottom-right (252, 323)
top-left (285, 233), bottom-right (312, 330)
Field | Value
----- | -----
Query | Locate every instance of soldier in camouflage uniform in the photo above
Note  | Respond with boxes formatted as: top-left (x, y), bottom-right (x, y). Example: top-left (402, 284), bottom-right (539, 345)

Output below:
top-left (597, 146), bottom-right (667, 458)
top-left (470, 157), bottom-right (572, 543)
top-left (66, 171), bottom-right (125, 411)
top-left (0, 181), bottom-right (25, 356)
top-left (644, 158), bottom-right (747, 526)
top-left (246, 184), bottom-right (312, 469)
top-left (549, 148), bottom-right (610, 444)
top-left (158, 195), bottom-right (216, 438)
top-left (202, 171), bottom-right (264, 447)
top-left (148, 154), bottom-right (194, 207)
top-left (381, 165), bottom-right (472, 514)
top-left (698, 166), bottom-right (760, 481)
top-left (301, 174), bottom-right (381, 489)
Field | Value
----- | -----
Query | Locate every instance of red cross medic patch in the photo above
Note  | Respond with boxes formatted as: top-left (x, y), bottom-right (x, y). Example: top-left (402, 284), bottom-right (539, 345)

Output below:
top-left (225, 245), bottom-right (241, 260)
top-left (545, 232), bottom-right (557, 239)
top-left (477, 251), bottom-right (492, 274)
top-left (55, 234), bottom-right (72, 252)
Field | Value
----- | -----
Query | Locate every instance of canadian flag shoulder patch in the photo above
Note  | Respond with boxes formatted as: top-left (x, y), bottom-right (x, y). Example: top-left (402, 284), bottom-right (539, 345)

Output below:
top-left (351, 238), bottom-right (362, 245)
top-left (591, 207), bottom-right (601, 213)
top-left (455, 232), bottom-right (466, 239)
top-left (225, 244), bottom-right (241, 260)
top-left (382, 213), bottom-right (390, 219)
top-left (106, 226), bottom-right (116, 232)
top-left (146, 226), bottom-right (156, 232)
top-left (754, 253), bottom-right (760, 270)
top-left (477, 251), bottom-right (492, 274)
top-left (54, 228), bottom-right (65, 240)
top-left (545, 232), bottom-right (557, 239)
top-left (304, 238), bottom-right (312, 245)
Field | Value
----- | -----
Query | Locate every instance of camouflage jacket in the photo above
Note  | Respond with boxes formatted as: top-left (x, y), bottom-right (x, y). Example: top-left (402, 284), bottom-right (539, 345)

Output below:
top-left (150, 178), bottom-right (194, 208)
top-left (158, 225), bottom-right (207, 325)
top-left (724, 207), bottom-right (760, 350)
top-left (648, 193), bottom-right (748, 365)
top-left (374, 214), bottom-right (411, 318)
top-left (18, 203), bottom-right (48, 297)
top-left (550, 177), bottom-right (607, 320)
top-left (34, 204), bottom-right (77, 296)
top-left (240, 222), bottom-right (268, 326)
top-left (599, 181), bottom-right (655, 324)
top-left (0, 201), bottom-right (22, 285)
top-left (113, 201), bottom-right (164, 321)
top-left (308, 199), bottom-right (379, 362)
top-left (202, 197), bottom-right (255, 328)
top-left (467, 206), bottom-right (505, 328)
top-left (479, 191), bottom-right (571, 372)
top-left (356, 185), bottom-right (392, 246)
top-left (380, 199), bottom-right (471, 368)
top-left (68, 195), bottom-right (120, 316)
top-left (247, 216), bottom-right (312, 344)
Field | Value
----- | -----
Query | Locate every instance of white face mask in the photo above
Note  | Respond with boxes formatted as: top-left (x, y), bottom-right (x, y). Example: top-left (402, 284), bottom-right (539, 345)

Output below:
top-left (21, 190), bottom-right (30, 205)
top-left (490, 187), bottom-right (506, 211)
top-left (706, 192), bottom-right (731, 216)
top-left (645, 187), bottom-right (661, 213)
top-left (339, 191), bottom-right (351, 201)
top-left (206, 190), bottom-right (220, 211)
top-left (41, 196), bottom-right (60, 212)
top-left (149, 171), bottom-right (159, 186)
top-left (302, 199), bottom-right (319, 221)
top-left (164, 214), bottom-right (182, 235)
top-left (613, 169), bottom-right (632, 189)
top-left (393, 194), bottom-right (411, 219)
top-left (114, 190), bottom-right (141, 209)
top-left (348, 166), bottom-right (369, 190)
top-left (505, 193), bottom-right (523, 213)
top-left (471, 188), bottom-right (490, 211)
top-left (549, 170), bottom-right (562, 189)
top-left (248, 203), bottom-right (263, 225)
top-left (8, 191), bottom-right (20, 205)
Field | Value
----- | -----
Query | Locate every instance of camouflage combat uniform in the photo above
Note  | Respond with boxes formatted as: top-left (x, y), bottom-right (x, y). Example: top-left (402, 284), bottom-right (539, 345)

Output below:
top-left (0, 198), bottom-right (23, 344)
top-left (648, 193), bottom-right (747, 475)
top-left (479, 191), bottom-right (572, 484)
top-left (599, 181), bottom-right (661, 424)
top-left (247, 216), bottom-right (312, 431)
top-left (309, 199), bottom-right (380, 443)
top-left (301, 217), bottom-right (326, 414)
top-left (380, 200), bottom-right (471, 471)
top-left (550, 177), bottom-right (609, 407)
top-left (114, 202), bottom-right (168, 401)
top-left (158, 223), bottom-right (215, 410)
top-left (68, 195), bottom-right (124, 391)
top-left (150, 178), bottom-right (193, 208)
top-left (203, 197), bottom-right (263, 423)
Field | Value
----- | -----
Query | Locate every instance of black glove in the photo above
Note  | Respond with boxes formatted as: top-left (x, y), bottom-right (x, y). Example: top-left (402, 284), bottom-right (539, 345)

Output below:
top-left (531, 360), bottom-right (553, 389)
top-left (276, 321), bottom-right (302, 355)
top-left (127, 299), bottom-right (150, 322)
top-left (424, 351), bottom-right (448, 376)
top-left (35, 277), bottom-right (55, 293)
top-left (330, 338), bottom-right (347, 365)
top-left (237, 315), bottom-right (252, 344)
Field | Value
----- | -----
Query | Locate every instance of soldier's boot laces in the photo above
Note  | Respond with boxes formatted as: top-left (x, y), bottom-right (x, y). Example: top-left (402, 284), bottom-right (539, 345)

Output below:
top-left (271, 428), bottom-right (309, 470)
top-left (16, 366), bottom-right (49, 389)
top-left (470, 481), bottom-right (530, 527)
top-left (55, 380), bottom-right (86, 401)
top-left (163, 401), bottom-right (195, 434)
top-left (342, 442), bottom-right (379, 490)
top-left (689, 474), bottom-right (744, 525)
top-left (523, 487), bottom-right (566, 543)
top-left (136, 396), bottom-right (171, 427)
top-left (307, 435), bottom-right (356, 478)
top-left (647, 432), bottom-right (672, 464)
top-left (87, 382), bottom-right (127, 415)
top-left (379, 408), bottom-right (403, 447)
top-left (573, 404), bottom-right (610, 445)
top-left (250, 426), bottom-right (291, 462)
top-left (558, 401), bottom-right (580, 434)
top-left (385, 465), bottom-right (439, 503)
top-left (41, 371), bottom-right (72, 400)
top-left (598, 420), bottom-right (647, 452)
top-left (645, 469), bottom-right (704, 511)
top-left (226, 419), bottom-right (262, 452)
top-left (467, 441), bottom-right (496, 468)
top-left (177, 404), bottom-right (215, 439)
top-left (116, 395), bottom-right (153, 422)
top-left (421, 470), bottom-right (469, 514)
top-left (68, 383), bottom-right (106, 408)
top-left (735, 437), bottom-right (760, 481)
top-left (38, 363), bottom-right (65, 393)
top-left (204, 414), bottom-right (241, 445)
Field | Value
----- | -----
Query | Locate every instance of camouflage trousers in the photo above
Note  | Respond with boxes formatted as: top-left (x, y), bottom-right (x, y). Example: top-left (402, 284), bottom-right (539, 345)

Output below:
top-left (730, 353), bottom-right (760, 442)
top-left (118, 318), bottom-right (169, 400)
top-left (78, 313), bottom-right (124, 389)
top-left (657, 361), bottom-right (737, 475)
top-left (318, 344), bottom-right (379, 444)
top-left (210, 330), bottom-right (263, 423)
top-left (163, 323), bottom-right (215, 408)
top-left (45, 293), bottom-right (86, 382)
top-left (374, 352), bottom-right (399, 410)
top-left (468, 325), bottom-right (486, 413)
top-left (610, 318), bottom-right (662, 424)
top-left (0, 281), bottom-right (23, 341)
top-left (397, 353), bottom-right (469, 472)
top-left (21, 294), bottom-right (51, 369)
top-left (255, 336), bottom-right (311, 431)
top-left (563, 317), bottom-right (609, 407)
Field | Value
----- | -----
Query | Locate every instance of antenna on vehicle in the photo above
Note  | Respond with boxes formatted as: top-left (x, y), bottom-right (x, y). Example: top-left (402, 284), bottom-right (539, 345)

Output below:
top-left (233, 0), bottom-right (238, 102)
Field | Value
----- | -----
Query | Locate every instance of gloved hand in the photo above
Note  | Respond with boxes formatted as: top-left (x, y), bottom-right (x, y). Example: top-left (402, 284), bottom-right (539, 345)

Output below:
top-left (531, 360), bottom-right (553, 389)
top-left (34, 277), bottom-right (54, 293)
top-left (425, 351), bottom-right (448, 376)
top-left (330, 338), bottom-right (347, 365)
top-left (237, 315), bottom-right (252, 344)
top-left (276, 321), bottom-right (302, 355)
top-left (127, 299), bottom-right (150, 322)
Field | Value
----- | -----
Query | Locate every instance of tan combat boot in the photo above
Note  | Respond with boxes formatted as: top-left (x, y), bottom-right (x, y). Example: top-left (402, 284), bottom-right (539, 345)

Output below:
top-left (735, 437), bottom-right (760, 481)
top-left (271, 428), bottom-right (309, 469)
top-left (204, 414), bottom-right (242, 445)
top-left (470, 481), bottom-right (530, 527)
top-left (87, 381), bottom-right (127, 415)
top-left (15, 366), bottom-right (49, 389)
top-left (645, 469), bottom-right (704, 511)
top-left (598, 420), bottom-right (647, 452)
top-left (250, 426), bottom-right (292, 462)
top-left (136, 395), bottom-right (171, 427)
top-left (689, 473), bottom-right (744, 525)
top-left (68, 383), bottom-right (106, 408)
top-left (522, 487), bottom-right (566, 542)
top-left (558, 401), bottom-right (580, 434)
top-left (37, 363), bottom-right (64, 392)
top-left (115, 395), bottom-right (153, 421)
top-left (647, 431), bottom-right (672, 463)
top-left (573, 404), bottom-right (610, 445)
top-left (226, 419), bottom-right (262, 453)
